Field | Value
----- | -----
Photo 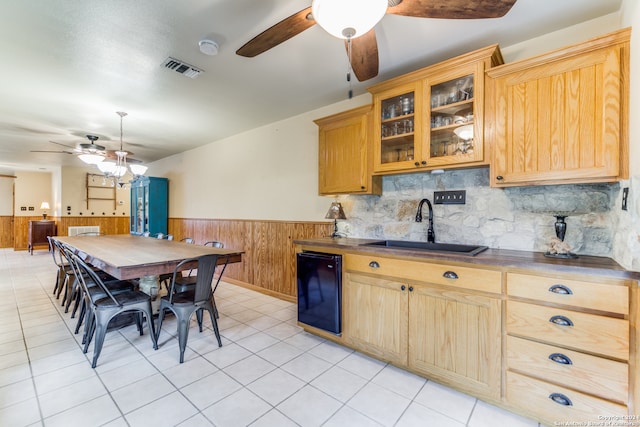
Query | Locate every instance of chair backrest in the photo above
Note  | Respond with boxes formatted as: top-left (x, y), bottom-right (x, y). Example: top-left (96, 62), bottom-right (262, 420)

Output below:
top-left (156, 233), bottom-right (164, 239)
top-left (66, 249), bottom-right (120, 307)
top-left (203, 241), bottom-right (224, 248)
top-left (48, 236), bottom-right (64, 268)
top-left (180, 237), bottom-right (195, 244)
top-left (169, 254), bottom-right (219, 303)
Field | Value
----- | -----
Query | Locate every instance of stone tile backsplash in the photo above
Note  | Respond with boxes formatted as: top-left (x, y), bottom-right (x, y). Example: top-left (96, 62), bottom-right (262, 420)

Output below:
top-left (339, 167), bottom-right (619, 256)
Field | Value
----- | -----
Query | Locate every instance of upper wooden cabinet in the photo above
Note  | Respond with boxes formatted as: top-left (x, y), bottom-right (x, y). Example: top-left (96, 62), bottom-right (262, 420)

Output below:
top-left (369, 45), bottom-right (503, 174)
top-left (487, 28), bottom-right (630, 187)
top-left (315, 105), bottom-right (381, 195)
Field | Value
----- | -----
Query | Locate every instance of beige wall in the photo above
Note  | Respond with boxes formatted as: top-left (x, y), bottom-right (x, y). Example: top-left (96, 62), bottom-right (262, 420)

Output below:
top-left (14, 171), bottom-right (51, 217)
top-left (0, 176), bottom-right (14, 216)
top-left (150, 94), bottom-right (371, 221)
top-left (60, 166), bottom-right (130, 218)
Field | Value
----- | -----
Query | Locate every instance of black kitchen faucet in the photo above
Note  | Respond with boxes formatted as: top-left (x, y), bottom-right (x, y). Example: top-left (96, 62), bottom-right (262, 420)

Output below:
top-left (415, 198), bottom-right (435, 243)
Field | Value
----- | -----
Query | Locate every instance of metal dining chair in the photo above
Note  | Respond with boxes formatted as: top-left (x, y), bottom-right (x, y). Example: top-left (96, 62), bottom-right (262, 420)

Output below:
top-left (66, 250), bottom-right (158, 368)
top-left (156, 254), bottom-right (227, 363)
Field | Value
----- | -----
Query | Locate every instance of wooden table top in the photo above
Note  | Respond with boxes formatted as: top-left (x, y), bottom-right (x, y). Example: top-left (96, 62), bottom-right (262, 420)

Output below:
top-left (55, 234), bottom-right (243, 280)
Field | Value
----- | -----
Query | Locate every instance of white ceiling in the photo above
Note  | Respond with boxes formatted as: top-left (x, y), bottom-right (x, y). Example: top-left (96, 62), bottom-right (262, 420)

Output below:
top-left (0, 0), bottom-right (622, 173)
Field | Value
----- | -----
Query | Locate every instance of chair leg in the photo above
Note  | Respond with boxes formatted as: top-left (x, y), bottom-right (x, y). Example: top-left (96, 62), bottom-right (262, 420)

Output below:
top-left (74, 300), bottom-right (86, 334)
top-left (53, 269), bottom-right (62, 296)
top-left (156, 306), bottom-right (166, 341)
top-left (177, 314), bottom-right (191, 363)
top-left (196, 308), bottom-right (204, 332)
top-left (90, 311), bottom-right (112, 368)
top-left (208, 307), bottom-right (222, 347)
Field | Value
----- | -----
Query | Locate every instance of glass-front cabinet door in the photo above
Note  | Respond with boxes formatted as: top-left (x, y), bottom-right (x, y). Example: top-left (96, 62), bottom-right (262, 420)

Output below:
top-left (426, 70), bottom-right (482, 167)
top-left (372, 82), bottom-right (422, 172)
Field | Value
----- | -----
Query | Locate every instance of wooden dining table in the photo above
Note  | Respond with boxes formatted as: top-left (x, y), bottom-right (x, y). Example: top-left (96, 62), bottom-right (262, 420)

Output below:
top-left (54, 234), bottom-right (243, 280)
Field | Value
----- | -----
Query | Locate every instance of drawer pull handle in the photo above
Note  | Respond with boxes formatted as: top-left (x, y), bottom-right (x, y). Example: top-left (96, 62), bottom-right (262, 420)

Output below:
top-left (548, 353), bottom-right (573, 365)
top-left (549, 315), bottom-right (574, 327)
top-left (443, 271), bottom-right (458, 279)
top-left (548, 284), bottom-right (573, 295)
top-left (549, 393), bottom-right (573, 406)
top-left (368, 261), bottom-right (380, 269)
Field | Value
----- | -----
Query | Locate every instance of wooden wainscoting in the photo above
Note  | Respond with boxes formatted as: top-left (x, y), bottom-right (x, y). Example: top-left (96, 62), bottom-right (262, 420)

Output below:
top-left (0, 216), bottom-right (13, 248)
top-left (13, 216), bottom-right (131, 250)
top-left (169, 218), bottom-right (333, 301)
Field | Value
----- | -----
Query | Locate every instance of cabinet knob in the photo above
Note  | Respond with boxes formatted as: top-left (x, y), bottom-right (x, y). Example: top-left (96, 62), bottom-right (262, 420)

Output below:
top-left (496, 175), bottom-right (504, 181)
top-left (414, 161), bottom-right (420, 167)
top-left (548, 393), bottom-right (573, 406)
top-left (421, 160), bottom-right (427, 165)
top-left (360, 186), bottom-right (365, 190)
top-left (548, 284), bottom-right (573, 295)
top-left (549, 315), bottom-right (573, 327)
top-left (401, 285), bottom-right (406, 291)
top-left (548, 353), bottom-right (573, 365)
top-left (443, 271), bottom-right (459, 279)
top-left (408, 286), bottom-right (414, 292)
top-left (368, 261), bottom-right (380, 269)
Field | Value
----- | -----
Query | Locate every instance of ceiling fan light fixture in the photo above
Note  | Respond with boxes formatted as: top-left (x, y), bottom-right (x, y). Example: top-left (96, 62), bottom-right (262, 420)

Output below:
top-left (78, 153), bottom-right (105, 164)
top-left (312, 0), bottom-right (387, 39)
top-left (129, 164), bottom-right (148, 176)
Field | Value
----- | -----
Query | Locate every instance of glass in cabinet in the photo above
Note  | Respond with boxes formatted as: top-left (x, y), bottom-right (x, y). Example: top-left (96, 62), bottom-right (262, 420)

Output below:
top-left (373, 82), bottom-right (422, 172)
top-left (427, 73), bottom-right (481, 165)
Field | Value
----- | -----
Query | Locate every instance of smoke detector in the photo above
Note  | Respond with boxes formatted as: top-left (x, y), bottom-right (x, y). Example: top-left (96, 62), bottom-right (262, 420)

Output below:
top-left (199, 39), bottom-right (219, 56)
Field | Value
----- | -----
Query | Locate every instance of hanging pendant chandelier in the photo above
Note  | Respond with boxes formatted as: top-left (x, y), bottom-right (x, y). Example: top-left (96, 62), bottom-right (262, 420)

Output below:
top-left (96, 111), bottom-right (146, 187)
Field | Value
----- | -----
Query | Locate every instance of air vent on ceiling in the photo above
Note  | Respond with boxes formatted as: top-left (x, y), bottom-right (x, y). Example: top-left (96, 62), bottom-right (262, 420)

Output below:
top-left (162, 57), bottom-right (203, 79)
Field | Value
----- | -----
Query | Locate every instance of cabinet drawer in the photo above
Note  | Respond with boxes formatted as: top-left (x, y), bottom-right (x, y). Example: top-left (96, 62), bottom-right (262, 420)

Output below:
top-left (506, 301), bottom-right (628, 360)
top-left (345, 254), bottom-right (501, 294)
top-left (507, 336), bottom-right (628, 403)
top-left (506, 371), bottom-right (627, 424)
top-left (507, 272), bottom-right (628, 315)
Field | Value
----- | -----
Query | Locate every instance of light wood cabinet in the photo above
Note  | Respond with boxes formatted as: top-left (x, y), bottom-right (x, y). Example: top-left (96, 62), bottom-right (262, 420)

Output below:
top-left (315, 106), bottom-right (381, 195)
top-left (369, 44), bottom-right (503, 174)
top-left (408, 282), bottom-right (501, 399)
top-left (505, 270), bottom-right (631, 424)
top-left (343, 253), bottom-right (502, 399)
top-left (343, 272), bottom-right (408, 365)
top-left (487, 28), bottom-right (630, 187)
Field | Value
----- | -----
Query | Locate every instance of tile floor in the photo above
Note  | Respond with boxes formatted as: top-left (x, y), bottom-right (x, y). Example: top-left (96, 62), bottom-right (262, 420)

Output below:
top-left (0, 248), bottom-right (544, 427)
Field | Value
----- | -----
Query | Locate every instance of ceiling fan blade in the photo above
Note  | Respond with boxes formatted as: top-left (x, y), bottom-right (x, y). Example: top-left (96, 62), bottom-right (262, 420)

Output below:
top-left (30, 150), bottom-right (74, 154)
top-left (347, 29), bottom-right (379, 82)
top-left (236, 7), bottom-right (315, 57)
top-left (49, 140), bottom-right (77, 150)
top-left (387, 0), bottom-right (517, 19)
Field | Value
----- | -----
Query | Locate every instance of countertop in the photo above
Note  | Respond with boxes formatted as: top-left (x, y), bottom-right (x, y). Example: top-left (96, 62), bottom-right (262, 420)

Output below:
top-left (293, 237), bottom-right (640, 281)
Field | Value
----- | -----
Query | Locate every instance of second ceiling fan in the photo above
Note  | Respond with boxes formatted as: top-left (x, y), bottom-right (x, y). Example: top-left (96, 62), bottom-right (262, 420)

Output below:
top-left (236, 0), bottom-right (518, 82)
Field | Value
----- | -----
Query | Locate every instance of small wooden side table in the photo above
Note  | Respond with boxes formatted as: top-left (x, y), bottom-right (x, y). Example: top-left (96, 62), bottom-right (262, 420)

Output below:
top-left (28, 220), bottom-right (56, 255)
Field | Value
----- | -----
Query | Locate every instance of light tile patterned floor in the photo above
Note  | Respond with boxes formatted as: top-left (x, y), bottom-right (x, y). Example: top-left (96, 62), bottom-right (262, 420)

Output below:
top-left (0, 248), bottom-right (544, 426)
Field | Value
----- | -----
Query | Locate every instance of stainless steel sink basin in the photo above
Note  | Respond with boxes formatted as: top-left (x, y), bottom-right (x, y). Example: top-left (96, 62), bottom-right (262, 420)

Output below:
top-left (362, 240), bottom-right (488, 256)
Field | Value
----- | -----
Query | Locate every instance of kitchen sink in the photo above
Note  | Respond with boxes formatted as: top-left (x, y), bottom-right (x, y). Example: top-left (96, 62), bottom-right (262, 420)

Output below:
top-left (362, 240), bottom-right (488, 256)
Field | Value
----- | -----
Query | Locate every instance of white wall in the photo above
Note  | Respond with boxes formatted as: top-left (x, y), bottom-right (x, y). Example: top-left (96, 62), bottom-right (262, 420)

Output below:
top-left (150, 94), bottom-right (371, 221)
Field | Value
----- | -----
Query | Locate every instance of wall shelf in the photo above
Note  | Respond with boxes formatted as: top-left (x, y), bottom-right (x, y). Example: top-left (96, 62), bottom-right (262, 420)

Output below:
top-left (86, 173), bottom-right (116, 210)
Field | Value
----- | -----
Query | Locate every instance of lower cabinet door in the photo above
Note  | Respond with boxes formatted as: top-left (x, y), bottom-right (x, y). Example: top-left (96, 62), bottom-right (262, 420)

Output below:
top-left (343, 272), bottom-right (408, 366)
top-left (408, 284), bottom-right (502, 399)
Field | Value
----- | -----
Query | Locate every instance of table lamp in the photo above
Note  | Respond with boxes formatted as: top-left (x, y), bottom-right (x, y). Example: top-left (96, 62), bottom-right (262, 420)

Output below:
top-left (40, 202), bottom-right (50, 219)
top-left (325, 201), bottom-right (347, 238)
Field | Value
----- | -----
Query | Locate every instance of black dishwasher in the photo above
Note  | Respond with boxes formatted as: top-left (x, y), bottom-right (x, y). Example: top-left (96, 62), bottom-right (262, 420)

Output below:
top-left (296, 252), bottom-right (342, 335)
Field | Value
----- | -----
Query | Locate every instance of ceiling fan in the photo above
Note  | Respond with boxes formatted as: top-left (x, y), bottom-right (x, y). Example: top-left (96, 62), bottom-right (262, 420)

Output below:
top-left (236, 0), bottom-right (518, 82)
top-left (31, 134), bottom-right (142, 164)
